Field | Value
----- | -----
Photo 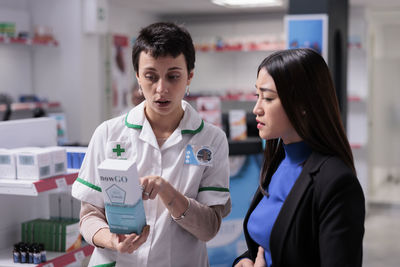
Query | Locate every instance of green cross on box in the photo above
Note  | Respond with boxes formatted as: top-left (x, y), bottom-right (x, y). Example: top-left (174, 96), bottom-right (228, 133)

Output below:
top-left (112, 144), bottom-right (125, 156)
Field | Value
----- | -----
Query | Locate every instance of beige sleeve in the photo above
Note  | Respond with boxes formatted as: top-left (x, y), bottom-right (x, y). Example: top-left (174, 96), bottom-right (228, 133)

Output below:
top-left (79, 201), bottom-right (110, 247)
top-left (173, 197), bottom-right (231, 242)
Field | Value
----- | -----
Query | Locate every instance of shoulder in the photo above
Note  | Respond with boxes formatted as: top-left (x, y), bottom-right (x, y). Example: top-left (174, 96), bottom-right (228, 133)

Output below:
top-left (199, 121), bottom-right (228, 146)
top-left (90, 113), bottom-right (127, 142)
top-left (310, 153), bottom-right (364, 205)
top-left (99, 113), bottom-right (127, 132)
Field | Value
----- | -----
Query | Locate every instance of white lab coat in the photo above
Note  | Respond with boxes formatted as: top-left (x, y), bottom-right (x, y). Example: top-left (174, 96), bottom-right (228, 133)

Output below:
top-left (72, 100), bottom-right (230, 267)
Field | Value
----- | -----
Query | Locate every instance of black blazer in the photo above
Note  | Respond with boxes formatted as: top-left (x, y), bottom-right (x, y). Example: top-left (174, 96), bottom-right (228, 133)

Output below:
top-left (234, 151), bottom-right (365, 267)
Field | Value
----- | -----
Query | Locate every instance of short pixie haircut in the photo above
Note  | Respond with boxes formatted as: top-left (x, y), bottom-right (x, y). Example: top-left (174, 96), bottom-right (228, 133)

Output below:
top-left (132, 22), bottom-right (195, 74)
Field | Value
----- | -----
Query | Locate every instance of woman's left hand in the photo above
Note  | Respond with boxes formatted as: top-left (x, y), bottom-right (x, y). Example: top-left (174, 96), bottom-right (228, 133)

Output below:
top-left (140, 176), bottom-right (167, 200)
top-left (139, 175), bottom-right (189, 219)
top-left (254, 246), bottom-right (266, 267)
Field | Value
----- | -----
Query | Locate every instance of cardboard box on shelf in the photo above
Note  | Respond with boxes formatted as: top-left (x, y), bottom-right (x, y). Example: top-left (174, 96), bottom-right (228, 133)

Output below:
top-left (16, 148), bottom-right (52, 180)
top-left (0, 148), bottom-right (17, 179)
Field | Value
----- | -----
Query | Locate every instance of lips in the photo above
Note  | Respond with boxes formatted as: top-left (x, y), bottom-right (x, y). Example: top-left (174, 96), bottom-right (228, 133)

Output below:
top-left (154, 99), bottom-right (171, 107)
top-left (155, 100), bottom-right (170, 104)
top-left (256, 119), bottom-right (265, 129)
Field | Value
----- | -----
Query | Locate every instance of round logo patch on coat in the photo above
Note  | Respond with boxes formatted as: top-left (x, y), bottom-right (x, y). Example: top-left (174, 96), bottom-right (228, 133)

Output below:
top-left (196, 147), bottom-right (212, 164)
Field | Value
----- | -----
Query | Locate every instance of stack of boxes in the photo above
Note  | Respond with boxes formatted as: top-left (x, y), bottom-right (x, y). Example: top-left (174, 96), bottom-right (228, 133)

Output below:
top-left (0, 146), bottom-right (67, 180)
top-left (21, 218), bottom-right (81, 253)
top-left (65, 147), bottom-right (87, 170)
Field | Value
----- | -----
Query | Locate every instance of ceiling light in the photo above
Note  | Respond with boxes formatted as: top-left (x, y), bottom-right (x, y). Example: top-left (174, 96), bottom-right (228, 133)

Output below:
top-left (211, 0), bottom-right (284, 8)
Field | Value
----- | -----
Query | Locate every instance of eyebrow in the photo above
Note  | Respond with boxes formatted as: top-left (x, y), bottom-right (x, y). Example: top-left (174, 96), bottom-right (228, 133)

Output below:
top-left (143, 66), bottom-right (183, 72)
top-left (255, 85), bottom-right (277, 94)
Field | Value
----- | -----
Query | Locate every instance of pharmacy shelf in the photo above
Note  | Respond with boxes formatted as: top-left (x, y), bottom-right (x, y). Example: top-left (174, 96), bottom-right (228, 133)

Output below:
top-left (0, 172), bottom-right (78, 196)
top-left (350, 143), bottom-right (365, 149)
top-left (348, 95), bottom-right (366, 103)
top-left (0, 102), bottom-right (61, 113)
top-left (0, 244), bottom-right (94, 267)
top-left (0, 36), bottom-right (58, 47)
top-left (229, 137), bottom-right (263, 155)
top-left (195, 42), bottom-right (285, 53)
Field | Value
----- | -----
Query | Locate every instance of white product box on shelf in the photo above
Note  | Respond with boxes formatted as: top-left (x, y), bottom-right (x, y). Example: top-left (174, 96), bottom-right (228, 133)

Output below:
top-left (16, 148), bottom-right (53, 180)
top-left (229, 109), bottom-right (247, 141)
top-left (0, 148), bottom-right (17, 179)
top-left (45, 146), bottom-right (67, 176)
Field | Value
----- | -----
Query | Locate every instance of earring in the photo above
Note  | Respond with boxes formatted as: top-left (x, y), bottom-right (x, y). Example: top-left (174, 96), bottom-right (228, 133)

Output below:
top-left (302, 110), bottom-right (306, 116)
top-left (138, 85), bottom-right (143, 95)
top-left (185, 86), bottom-right (190, 96)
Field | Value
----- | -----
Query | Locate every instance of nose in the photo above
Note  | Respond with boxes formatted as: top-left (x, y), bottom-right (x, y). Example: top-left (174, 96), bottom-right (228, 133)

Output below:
top-left (155, 79), bottom-right (168, 94)
top-left (253, 99), bottom-right (263, 116)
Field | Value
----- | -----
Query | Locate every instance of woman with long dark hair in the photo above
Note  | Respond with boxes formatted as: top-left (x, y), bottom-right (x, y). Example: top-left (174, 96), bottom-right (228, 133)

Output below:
top-left (234, 48), bottom-right (365, 267)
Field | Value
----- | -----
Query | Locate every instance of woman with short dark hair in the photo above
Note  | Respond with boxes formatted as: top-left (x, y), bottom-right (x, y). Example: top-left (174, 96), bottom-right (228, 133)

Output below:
top-left (73, 22), bottom-right (231, 267)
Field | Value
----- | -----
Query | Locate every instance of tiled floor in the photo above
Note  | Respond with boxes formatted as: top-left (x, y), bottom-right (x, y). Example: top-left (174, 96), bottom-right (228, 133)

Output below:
top-left (363, 203), bottom-right (400, 267)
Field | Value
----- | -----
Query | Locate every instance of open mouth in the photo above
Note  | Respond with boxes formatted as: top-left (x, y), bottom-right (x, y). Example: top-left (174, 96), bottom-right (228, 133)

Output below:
top-left (154, 100), bottom-right (171, 106)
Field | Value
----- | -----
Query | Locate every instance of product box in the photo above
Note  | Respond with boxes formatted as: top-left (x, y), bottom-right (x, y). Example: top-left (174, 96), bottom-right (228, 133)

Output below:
top-left (21, 218), bottom-right (81, 252)
top-left (65, 146), bottom-right (87, 169)
top-left (16, 148), bottom-right (52, 180)
top-left (196, 96), bottom-right (222, 128)
top-left (0, 148), bottom-right (17, 179)
top-left (44, 146), bottom-right (67, 176)
top-left (98, 159), bottom-right (146, 234)
top-left (61, 219), bottom-right (82, 252)
top-left (229, 109), bottom-right (247, 140)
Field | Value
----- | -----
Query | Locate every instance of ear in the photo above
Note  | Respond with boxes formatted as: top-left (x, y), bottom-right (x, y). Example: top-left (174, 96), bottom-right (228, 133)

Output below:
top-left (135, 72), bottom-right (141, 87)
top-left (187, 70), bottom-right (194, 86)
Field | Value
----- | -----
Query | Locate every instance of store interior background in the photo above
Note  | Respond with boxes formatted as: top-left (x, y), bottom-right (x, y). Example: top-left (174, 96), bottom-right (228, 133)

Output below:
top-left (0, 0), bottom-right (400, 266)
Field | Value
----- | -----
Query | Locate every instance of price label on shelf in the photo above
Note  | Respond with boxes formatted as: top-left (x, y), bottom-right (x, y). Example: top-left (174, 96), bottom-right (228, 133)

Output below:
top-left (42, 263), bottom-right (54, 267)
top-left (55, 177), bottom-right (67, 189)
top-left (74, 250), bottom-right (85, 262)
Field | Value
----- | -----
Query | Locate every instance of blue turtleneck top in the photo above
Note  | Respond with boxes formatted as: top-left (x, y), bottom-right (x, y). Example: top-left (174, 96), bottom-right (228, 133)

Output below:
top-left (247, 141), bottom-right (312, 267)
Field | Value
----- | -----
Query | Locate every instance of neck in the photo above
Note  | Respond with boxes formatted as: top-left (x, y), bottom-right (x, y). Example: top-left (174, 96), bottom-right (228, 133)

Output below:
top-left (144, 105), bottom-right (184, 139)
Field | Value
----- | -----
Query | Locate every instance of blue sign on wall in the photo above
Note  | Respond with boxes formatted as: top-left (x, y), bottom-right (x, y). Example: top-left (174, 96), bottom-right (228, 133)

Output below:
top-left (285, 14), bottom-right (328, 62)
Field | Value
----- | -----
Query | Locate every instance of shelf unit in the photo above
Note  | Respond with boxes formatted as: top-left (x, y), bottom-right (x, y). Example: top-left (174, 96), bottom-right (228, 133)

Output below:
top-left (0, 37), bottom-right (58, 47)
top-left (0, 244), bottom-right (94, 267)
top-left (0, 102), bottom-right (61, 113)
top-left (0, 172), bottom-right (78, 196)
top-left (0, 172), bottom-right (92, 266)
top-left (195, 42), bottom-right (285, 53)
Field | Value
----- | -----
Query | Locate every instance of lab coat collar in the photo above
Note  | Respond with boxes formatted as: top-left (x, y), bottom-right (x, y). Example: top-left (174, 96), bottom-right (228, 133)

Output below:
top-left (124, 100), bottom-right (204, 149)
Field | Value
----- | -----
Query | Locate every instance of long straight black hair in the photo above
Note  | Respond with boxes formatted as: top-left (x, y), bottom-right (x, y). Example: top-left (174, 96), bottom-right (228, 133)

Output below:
top-left (257, 48), bottom-right (355, 195)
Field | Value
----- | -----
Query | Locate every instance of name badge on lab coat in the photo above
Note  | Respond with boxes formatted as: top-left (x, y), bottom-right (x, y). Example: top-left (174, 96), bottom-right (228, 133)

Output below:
top-left (184, 144), bottom-right (213, 166)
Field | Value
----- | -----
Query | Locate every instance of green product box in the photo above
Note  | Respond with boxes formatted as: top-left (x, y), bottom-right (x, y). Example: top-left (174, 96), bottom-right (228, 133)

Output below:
top-left (21, 221), bottom-right (27, 243)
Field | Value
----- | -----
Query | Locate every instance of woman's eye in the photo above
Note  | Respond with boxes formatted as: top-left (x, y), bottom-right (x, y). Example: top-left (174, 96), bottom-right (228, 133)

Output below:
top-left (144, 74), bottom-right (158, 82)
top-left (168, 74), bottom-right (181, 81)
top-left (255, 93), bottom-right (273, 102)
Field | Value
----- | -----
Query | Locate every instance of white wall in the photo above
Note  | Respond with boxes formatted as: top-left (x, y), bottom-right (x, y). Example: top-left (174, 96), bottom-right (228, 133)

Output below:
top-left (367, 9), bottom-right (400, 203)
top-left (0, 4), bottom-right (32, 101)
top-left (347, 6), bottom-right (369, 198)
top-left (30, 0), bottom-right (86, 144)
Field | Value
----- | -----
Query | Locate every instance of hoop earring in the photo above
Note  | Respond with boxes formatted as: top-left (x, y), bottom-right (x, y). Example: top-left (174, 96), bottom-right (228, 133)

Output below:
top-left (185, 86), bottom-right (190, 96)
